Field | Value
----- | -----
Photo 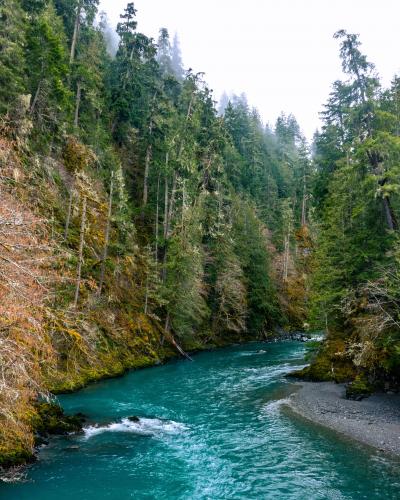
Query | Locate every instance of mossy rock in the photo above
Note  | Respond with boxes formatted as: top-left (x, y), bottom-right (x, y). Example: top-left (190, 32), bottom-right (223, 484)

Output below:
top-left (288, 353), bottom-right (333, 381)
top-left (331, 360), bottom-right (356, 383)
top-left (0, 446), bottom-right (34, 468)
top-left (32, 402), bottom-right (85, 436)
top-left (346, 375), bottom-right (373, 400)
top-left (290, 339), bottom-right (356, 382)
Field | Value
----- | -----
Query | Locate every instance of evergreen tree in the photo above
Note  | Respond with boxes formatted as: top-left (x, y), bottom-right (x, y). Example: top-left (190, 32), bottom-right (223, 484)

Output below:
top-left (156, 28), bottom-right (173, 76)
top-left (171, 32), bottom-right (184, 80)
top-left (218, 91), bottom-right (229, 116)
top-left (26, 2), bottom-right (70, 135)
top-left (0, 0), bottom-right (27, 115)
top-left (308, 31), bottom-right (400, 383)
top-left (99, 11), bottom-right (118, 56)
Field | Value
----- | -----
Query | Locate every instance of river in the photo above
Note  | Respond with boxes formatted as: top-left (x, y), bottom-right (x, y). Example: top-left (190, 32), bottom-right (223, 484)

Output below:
top-left (2, 341), bottom-right (400, 499)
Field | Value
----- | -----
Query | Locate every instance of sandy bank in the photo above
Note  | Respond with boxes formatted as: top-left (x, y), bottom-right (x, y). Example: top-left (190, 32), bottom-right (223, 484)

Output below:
top-left (288, 381), bottom-right (400, 456)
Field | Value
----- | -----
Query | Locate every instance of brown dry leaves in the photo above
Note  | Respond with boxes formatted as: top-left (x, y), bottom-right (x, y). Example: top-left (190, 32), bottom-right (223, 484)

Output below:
top-left (0, 146), bottom-right (56, 454)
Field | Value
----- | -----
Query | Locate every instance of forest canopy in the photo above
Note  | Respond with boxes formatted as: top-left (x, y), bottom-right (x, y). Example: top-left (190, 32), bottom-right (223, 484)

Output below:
top-left (1, 0), bottom-right (400, 467)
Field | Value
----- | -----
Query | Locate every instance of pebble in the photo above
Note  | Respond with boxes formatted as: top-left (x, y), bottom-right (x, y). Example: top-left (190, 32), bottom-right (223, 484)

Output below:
top-left (289, 381), bottom-right (400, 456)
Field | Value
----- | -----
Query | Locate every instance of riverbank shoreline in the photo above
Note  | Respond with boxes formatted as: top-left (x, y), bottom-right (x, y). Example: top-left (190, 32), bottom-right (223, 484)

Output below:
top-left (1, 336), bottom-right (279, 473)
top-left (3, 342), bottom-right (400, 498)
top-left (287, 381), bottom-right (400, 457)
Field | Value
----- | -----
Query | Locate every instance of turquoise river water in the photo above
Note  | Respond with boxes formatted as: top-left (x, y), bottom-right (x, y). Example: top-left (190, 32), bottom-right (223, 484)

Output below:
top-left (2, 341), bottom-right (400, 499)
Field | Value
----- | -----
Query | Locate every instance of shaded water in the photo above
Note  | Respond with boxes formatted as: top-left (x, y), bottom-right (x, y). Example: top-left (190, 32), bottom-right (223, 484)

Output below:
top-left (2, 341), bottom-right (400, 499)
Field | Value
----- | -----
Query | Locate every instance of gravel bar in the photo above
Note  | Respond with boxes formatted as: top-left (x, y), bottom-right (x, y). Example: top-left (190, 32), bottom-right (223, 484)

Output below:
top-left (288, 381), bottom-right (400, 456)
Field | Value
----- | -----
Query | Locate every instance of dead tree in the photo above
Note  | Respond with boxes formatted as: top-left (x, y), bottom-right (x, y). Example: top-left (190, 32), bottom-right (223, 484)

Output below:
top-left (70, 1), bottom-right (82, 65)
top-left (98, 173), bottom-right (114, 295)
top-left (64, 189), bottom-right (74, 240)
top-left (282, 220), bottom-right (291, 281)
top-left (74, 195), bottom-right (87, 307)
top-left (155, 172), bottom-right (160, 266)
top-left (74, 81), bottom-right (82, 129)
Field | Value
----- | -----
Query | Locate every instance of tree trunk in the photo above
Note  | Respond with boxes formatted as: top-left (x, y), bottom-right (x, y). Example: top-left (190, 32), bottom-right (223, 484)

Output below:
top-left (163, 170), bottom-right (169, 239)
top-left (217, 181), bottom-right (222, 221)
top-left (64, 189), bottom-right (73, 239)
top-left (186, 94), bottom-right (195, 121)
top-left (383, 196), bottom-right (398, 230)
top-left (141, 95), bottom-right (157, 216)
top-left (169, 336), bottom-right (193, 361)
top-left (74, 81), bottom-right (82, 129)
top-left (301, 167), bottom-right (307, 226)
top-left (144, 273), bottom-right (149, 314)
top-left (301, 195), bottom-right (307, 226)
top-left (283, 236), bottom-right (289, 281)
top-left (164, 312), bottom-right (170, 332)
top-left (181, 180), bottom-right (185, 232)
top-left (162, 170), bottom-right (169, 283)
top-left (142, 144), bottom-right (152, 212)
top-left (98, 174), bottom-right (114, 296)
top-left (70, 1), bottom-right (82, 65)
top-left (283, 222), bottom-right (291, 281)
top-left (369, 152), bottom-right (399, 231)
top-left (74, 195), bottom-right (87, 307)
top-left (144, 245), bottom-right (150, 315)
top-left (170, 91), bottom-right (195, 173)
top-left (155, 172), bottom-right (160, 266)
top-left (162, 170), bottom-right (178, 281)
top-left (164, 313), bottom-right (192, 360)
top-left (30, 79), bottom-right (42, 114)
top-left (166, 171), bottom-right (177, 239)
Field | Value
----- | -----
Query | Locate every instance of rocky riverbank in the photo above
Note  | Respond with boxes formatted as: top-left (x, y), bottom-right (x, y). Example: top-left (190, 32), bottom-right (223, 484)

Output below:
top-left (288, 381), bottom-right (400, 456)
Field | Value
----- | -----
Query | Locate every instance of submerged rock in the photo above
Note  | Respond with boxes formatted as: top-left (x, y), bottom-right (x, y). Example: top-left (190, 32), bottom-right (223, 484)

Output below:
top-left (34, 434), bottom-right (49, 447)
top-left (127, 416), bottom-right (140, 422)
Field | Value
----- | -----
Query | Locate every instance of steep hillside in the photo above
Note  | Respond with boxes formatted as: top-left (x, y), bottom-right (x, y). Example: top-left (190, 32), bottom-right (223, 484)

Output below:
top-left (0, 1), bottom-right (312, 467)
top-left (298, 31), bottom-right (400, 397)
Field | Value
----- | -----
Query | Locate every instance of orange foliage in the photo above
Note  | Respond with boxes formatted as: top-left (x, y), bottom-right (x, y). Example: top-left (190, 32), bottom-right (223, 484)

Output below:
top-left (275, 225), bottom-right (313, 329)
top-left (0, 142), bottom-right (56, 458)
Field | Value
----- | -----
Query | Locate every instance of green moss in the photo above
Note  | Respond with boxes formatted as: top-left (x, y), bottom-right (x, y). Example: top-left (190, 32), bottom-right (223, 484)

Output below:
top-left (32, 402), bottom-right (85, 435)
top-left (0, 446), bottom-right (33, 468)
top-left (182, 337), bottom-right (206, 352)
top-left (293, 352), bottom-right (333, 381)
top-left (346, 375), bottom-right (373, 400)
top-left (1, 333), bottom-right (256, 469)
top-left (331, 360), bottom-right (357, 383)
top-left (48, 349), bottom-right (164, 394)
top-left (290, 338), bottom-right (356, 382)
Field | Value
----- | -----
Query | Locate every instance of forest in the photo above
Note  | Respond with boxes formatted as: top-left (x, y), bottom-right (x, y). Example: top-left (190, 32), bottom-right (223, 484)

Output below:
top-left (0, 0), bottom-right (400, 471)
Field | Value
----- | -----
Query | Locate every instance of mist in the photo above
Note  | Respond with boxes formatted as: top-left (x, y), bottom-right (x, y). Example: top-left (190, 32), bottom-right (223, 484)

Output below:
top-left (100, 0), bottom-right (400, 138)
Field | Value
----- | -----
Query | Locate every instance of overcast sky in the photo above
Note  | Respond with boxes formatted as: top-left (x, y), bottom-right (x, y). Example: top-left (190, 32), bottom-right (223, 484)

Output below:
top-left (99, 0), bottom-right (400, 139)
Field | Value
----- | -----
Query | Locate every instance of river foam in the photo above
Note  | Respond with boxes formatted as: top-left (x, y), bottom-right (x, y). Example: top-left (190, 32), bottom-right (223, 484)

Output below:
top-left (4, 341), bottom-right (400, 500)
top-left (261, 397), bottom-right (292, 417)
top-left (83, 417), bottom-right (188, 439)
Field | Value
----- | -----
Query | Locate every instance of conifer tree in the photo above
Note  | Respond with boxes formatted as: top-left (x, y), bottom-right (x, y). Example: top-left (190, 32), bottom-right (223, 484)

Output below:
top-left (26, 2), bottom-right (70, 134)
top-left (156, 28), bottom-right (173, 76)
top-left (0, 0), bottom-right (27, 115)
top-left (171, 33), bottom-right (184, 80)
